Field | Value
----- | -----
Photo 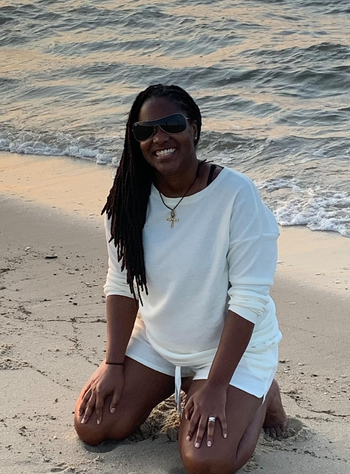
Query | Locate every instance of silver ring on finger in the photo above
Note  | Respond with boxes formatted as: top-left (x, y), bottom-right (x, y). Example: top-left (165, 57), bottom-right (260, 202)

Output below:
top-left (208, 416), bottom-right (216, 423)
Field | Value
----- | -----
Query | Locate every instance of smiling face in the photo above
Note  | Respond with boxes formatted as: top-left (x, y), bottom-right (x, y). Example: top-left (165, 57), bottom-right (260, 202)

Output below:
top-left (137, 97), bottom-right (198, 178)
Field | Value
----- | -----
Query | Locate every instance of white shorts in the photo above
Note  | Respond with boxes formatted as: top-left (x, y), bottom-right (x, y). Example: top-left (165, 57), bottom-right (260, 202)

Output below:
top-left (125, 317), bottom-right (280, 409)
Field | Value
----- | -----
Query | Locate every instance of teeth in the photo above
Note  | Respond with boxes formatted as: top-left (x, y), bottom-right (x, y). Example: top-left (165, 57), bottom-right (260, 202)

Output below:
top-left (156, 148), bottom-right (176, 157)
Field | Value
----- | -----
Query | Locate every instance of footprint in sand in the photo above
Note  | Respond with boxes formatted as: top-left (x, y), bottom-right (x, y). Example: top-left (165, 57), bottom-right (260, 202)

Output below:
top-left (284, 417), bottom-right (306, 438)
top-left (50, 462), bottom-right (77, 472)
top-left (262, 417), bottom-right (308, 444)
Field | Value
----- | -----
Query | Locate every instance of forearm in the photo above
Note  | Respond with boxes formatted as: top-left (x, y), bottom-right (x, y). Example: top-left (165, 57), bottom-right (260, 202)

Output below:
top-left (105, 295), bottom-right (138, 363)
top-left (207, 310), bottom-right (254, 388)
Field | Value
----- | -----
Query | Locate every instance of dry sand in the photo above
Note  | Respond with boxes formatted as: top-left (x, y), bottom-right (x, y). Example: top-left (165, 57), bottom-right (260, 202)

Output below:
top-left (1, 152), bottom-right (349, 473)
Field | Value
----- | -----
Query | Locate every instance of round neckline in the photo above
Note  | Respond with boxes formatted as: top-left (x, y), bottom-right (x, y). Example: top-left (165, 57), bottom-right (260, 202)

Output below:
top-left (151, 167), bottom-right (229, 205)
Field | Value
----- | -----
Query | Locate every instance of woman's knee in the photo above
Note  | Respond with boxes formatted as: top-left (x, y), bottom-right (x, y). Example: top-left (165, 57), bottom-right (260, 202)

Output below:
top-left (74, 415), bottom-right (106, 446)
top-left (74, 410), bottom-right (135, 446)
top-left (180, 445), bottom-right (238, 474)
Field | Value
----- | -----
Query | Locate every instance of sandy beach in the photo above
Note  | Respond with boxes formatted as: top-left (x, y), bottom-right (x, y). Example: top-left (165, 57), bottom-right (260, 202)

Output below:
top-left (1, 152), bottom-right (349, 474)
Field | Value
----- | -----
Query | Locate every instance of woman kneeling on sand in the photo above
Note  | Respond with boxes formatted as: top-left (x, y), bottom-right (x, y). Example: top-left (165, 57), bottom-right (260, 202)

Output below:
top-left (74, 84), bottom-right (288, 474)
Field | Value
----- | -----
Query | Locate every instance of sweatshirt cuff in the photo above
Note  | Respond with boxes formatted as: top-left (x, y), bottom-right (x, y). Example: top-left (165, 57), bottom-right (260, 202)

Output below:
top-left (228, 305), bottom-right (258, 325)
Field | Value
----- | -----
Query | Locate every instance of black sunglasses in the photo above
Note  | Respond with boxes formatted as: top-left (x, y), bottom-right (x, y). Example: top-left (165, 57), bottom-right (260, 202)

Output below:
top-left (132, 113), bottom-right (189, 142)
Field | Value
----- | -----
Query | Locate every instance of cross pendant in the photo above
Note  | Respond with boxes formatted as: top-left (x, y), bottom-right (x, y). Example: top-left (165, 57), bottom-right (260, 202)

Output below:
top-left (166, 209), bottom-right (179, 228)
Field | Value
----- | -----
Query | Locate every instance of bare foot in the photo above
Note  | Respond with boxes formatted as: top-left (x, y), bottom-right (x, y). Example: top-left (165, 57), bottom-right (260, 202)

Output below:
top-left (263, 379), bottom-right (288, 439)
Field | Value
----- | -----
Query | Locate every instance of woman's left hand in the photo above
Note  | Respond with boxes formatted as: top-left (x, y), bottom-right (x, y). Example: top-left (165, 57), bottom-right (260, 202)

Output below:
top-left (183, 382), bottom-right (228, 448)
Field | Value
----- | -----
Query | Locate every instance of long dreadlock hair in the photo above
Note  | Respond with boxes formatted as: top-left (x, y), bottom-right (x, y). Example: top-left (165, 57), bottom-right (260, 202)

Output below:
top-left (101, 84), bottom-right (202, 302)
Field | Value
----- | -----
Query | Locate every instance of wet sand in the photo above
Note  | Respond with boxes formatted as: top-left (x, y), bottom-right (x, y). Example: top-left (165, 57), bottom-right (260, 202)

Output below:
top-left (1, 152), bottom-right (349, 473)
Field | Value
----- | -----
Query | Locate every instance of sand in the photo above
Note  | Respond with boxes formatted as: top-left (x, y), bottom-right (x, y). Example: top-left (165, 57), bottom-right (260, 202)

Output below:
top-left (1, 152), bottom-right (349, 473)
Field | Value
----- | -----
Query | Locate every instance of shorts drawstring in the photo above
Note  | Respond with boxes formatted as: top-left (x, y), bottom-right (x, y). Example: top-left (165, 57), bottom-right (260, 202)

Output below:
top-left (175, 365), bottom-right (182, 414)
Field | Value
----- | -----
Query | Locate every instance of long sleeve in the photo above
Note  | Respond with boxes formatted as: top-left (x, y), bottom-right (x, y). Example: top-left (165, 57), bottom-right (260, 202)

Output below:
top-left (103, 215), bottom-right (135, 299)
top-left (227, 175), bottom-right (279, 325)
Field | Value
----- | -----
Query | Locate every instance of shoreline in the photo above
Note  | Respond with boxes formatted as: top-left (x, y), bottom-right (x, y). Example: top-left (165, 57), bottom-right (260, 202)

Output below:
top-left (1, 151), bottom-right (349, 473)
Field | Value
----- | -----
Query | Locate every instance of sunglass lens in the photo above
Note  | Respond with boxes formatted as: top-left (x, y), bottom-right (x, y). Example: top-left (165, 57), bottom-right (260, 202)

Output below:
top-left (133, 123), bottom-right (154, 141)
top-left (160, 114), bottom-right (187, 134)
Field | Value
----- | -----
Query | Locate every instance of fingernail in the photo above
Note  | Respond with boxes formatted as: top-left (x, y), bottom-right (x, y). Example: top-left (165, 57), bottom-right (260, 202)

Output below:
top-left (97, 419), bottom-right (100, 425)
top-left (224, 433), bottom-right (227, 439)
top-left (195, 442), bottom-right (200, 448)
top-left (185, 414), bottom-right (188, 420)
top-left (186, 435), bottom-right (190, 441)
top-left (110, 407), bottom-right (115, 414)
top-left (207, 441), bottom-right (212, 447)
top-left (81, 418), bottom-right (86, 424)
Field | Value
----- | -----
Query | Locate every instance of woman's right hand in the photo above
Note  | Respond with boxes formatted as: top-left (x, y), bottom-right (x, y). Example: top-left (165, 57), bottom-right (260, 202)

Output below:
top-left (78, 362), bottom-right (124, 425)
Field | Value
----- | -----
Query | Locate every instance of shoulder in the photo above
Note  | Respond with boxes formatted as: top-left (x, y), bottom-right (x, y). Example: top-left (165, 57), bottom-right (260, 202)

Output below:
top-left (218, 168), bottom-right (278, 233)
top-left (216, 167), bottom-right (261, 203)
top-left (221, 166), bottom-right (256, 186)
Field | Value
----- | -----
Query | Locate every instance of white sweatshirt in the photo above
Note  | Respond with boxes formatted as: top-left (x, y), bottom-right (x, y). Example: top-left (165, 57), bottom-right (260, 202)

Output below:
top-left (104, 167), bottom-right (281, 368)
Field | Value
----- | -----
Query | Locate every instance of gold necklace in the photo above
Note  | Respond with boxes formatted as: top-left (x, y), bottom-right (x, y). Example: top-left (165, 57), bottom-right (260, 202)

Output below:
top-left (158, 162), bottom-right (201, 228)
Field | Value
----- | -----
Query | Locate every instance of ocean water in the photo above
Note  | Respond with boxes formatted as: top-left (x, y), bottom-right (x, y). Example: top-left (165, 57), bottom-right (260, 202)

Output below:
top-left (0, 0), bottom-right (349, 237)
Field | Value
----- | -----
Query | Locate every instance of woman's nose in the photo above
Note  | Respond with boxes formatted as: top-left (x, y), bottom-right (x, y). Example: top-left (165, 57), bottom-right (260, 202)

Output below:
top-left (152, 125), bottom-right (169, 142)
